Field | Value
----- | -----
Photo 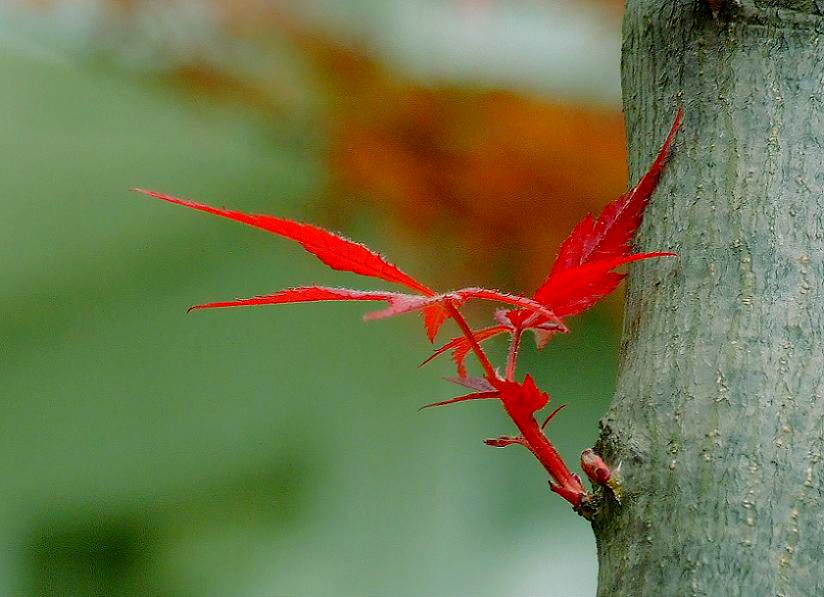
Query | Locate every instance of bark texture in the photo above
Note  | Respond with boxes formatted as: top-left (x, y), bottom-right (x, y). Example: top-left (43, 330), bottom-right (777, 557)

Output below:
top-left (593, 2), bottom-right (823, 596)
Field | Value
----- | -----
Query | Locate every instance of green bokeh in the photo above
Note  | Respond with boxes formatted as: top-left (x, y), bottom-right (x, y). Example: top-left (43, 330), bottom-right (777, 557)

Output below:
top-left (1, 46), bottom-right (616, 596)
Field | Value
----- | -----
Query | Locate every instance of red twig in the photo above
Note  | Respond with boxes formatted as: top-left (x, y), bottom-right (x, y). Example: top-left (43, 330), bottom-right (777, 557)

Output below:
top-left (507, 407), bottom-right (585, 503)
top-left (505, 326), bottom-right (523, 381)
top-left (444, 302), bottom-right (498, 380)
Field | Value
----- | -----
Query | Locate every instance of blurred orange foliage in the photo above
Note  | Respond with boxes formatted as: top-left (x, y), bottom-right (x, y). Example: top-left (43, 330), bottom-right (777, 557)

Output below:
top-left (28, 0), bottom-right (630, 297)
top-left (295, 32), bottom-right (628, 293)
top-left (165, 13), bottom-right (631, 295)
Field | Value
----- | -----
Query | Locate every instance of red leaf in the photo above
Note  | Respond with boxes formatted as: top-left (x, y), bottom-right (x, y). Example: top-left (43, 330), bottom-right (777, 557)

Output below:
top-left (534, 252), bottom-right (675, 317)
top-left (494, 308), bottom-right (533, 329)
top-left (550, 213), bottom-right (595, 275)
top-left (418, 391), bottom-right (500, 411)
top-left (364, 288), bottom-right (564, 326)
top-left (187, 285), bottom-right (404, 312)
top-left (133, 189), bottom-right (435, 296)
top-left (420, 325), bottom-right (508, 377)
top-left (540, 403), bottom-right (568, 429)
top-left (546, 108), bottom-right (682, 276)
top-left (419, 336), bottom-right (467, 368)
top-left (494, 308), bottom-right (566, 350)
top-left (443, 376), bottom-right (496, 392)
top-left (532, 324), bottom-right (562, 351)
top-left (422, 304), bottom-right (449, 343)
top-left (448, 325), bottom-right (508, 378)
top-left (454, 289), bottom-right (562, 325)
top-left (492, 374), bottom-right (550, 417)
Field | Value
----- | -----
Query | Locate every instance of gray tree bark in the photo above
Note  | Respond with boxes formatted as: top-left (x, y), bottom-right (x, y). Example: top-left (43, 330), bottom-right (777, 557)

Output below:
top-left (592, 2), bottom-right (823, 596)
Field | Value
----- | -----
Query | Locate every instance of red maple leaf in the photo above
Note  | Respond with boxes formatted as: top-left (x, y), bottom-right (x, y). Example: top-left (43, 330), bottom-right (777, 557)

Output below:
top-left (134, 189), bottom-right (560, 343)
top-left (533, 106), bottom-right (683, 315)
top-left (422, 107), bottom-right (683, 374)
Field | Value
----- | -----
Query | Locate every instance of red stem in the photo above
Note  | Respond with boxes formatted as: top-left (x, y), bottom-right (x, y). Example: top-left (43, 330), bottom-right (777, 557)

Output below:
top-left (502, 401), bottom-right (585, 500)
top-left (505, 327), bottom-right (523, 381)
top-left (445, 303), bottom-right (498, 379)
top-left (445, 303), bottom-right (585, 508)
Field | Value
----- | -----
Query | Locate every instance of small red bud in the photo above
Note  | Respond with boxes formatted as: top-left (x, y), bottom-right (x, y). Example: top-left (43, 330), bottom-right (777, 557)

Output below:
top-left (581, 448), bottom-right (612, 484)
top-left (483, 436), bottom-right (524, 448)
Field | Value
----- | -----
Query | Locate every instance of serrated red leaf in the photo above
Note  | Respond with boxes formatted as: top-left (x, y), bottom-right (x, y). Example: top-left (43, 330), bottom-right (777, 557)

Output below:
top-left (187, 285), bottom-right (404, 312)
top-left (422, 303), bottom-right (449, 343)
top-left (443, 376), bottom-right (496, 392)
top-left (418, 391), bottom-right (500, 411)
top-left (456, 289), bottom-right (561, 325)
top-left (420, 325), bottom-right (508, 377)
top-left (449, 325), bottom-right (507, 378)
top-left (547, 108), bottom-right (682, 275)
top-left (495, 113), bottom-right (680, 354)
top-left (419, 336), bottom-right (466, 368)
top-left (189, 283), bottom-right (562, 354)
top-left (534, 252), bottom-right (675, 317)
top-left (133, 189), bottom-right (435, 296)
top-left (494, 308), bottom-right (535, 329)
top-left (532, 322), bottom-right (562, 350)
top-left (492, 374), bottom-right (550, 417)
top-left (551, 213), bottom-right (595, 275)
top-left (364, 288), bottom-right (563, 325)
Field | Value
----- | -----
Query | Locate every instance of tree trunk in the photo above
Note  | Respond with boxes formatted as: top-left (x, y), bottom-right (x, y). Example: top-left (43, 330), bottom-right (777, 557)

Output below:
top-left (592, 2), bottom-right (823, 596)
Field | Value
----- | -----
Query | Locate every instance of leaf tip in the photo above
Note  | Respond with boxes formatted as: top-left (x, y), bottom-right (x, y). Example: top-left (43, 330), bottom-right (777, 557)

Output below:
top-left (130, 187), bottom-right (157, 198)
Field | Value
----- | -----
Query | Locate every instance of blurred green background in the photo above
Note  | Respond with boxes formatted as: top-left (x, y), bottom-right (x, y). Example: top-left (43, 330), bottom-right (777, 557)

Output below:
top-left (1, 1), bottom-right (628, 595)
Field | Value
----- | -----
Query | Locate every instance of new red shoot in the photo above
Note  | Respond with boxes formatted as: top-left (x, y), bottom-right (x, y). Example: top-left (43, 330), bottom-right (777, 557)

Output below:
top-left (135, 108), bottom-right (682, 517)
